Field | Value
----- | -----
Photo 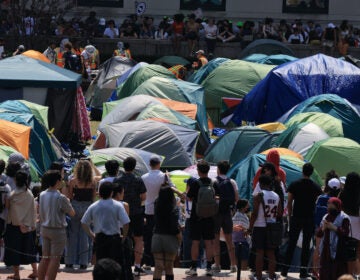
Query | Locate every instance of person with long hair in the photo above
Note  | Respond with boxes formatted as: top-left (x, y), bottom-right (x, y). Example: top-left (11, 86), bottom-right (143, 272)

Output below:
top-left (65, 159), bottom-right (101, 269)
top-left (152, 185), bottom-right (181, 280)
top-left (339, 172), bottom-right (360, 277)
top-left (4, 170), bottom-right (37, 280)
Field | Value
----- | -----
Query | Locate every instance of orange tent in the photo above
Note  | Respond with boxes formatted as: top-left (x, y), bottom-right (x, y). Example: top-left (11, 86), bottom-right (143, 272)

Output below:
top-left (261, 147), bottom-right (303, 161)
top-left (0, 119), bottom-right (30, 159)
top-left (23, 50), bottom-right (50, 63)
top-left (156, 98), bottom-right (197, 120)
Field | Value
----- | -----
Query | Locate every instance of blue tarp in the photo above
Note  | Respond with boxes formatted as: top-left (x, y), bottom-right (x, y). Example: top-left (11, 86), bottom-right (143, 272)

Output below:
top-left (232, 54), bottom-right (360, 124)
top-left (243, 53), bottom-right (298, 65)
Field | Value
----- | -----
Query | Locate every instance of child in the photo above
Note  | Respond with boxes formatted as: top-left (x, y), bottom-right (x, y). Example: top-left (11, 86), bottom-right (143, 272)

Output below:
top-left (232, 199), bottom-right (250, 270)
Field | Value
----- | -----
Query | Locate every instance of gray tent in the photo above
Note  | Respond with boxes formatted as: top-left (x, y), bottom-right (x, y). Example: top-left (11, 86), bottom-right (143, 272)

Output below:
top-left (94, 120), bottom-right (199, 168)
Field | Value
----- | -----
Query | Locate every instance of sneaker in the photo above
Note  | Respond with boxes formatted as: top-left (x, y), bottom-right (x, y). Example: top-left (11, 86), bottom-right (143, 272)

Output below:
top-left (230, 265), bottom-right (237, 273)
top-left (205, 268), bottom-right (214, 276)
top-left (211, 264), bottom-right (221, 273)
top-left (142, 265), bottom-right (152, 271)
top-left (280, 271), bottom-right (288, 278)
top-left (134, 266), bottom-right (147, 276)
top-left (300, 273), bottom-right (312, 279)
top-left (185, 267), bottom-right (197, 276)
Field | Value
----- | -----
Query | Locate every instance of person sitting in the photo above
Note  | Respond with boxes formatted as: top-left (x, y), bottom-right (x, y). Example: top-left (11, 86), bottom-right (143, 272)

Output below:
top-left (120, 25), bottom-right (138, 39)
top-left (288, 28), bottom-right (304, 44)
top-left (217, 22), bottom-right (236, 43)
top-left (192, 50), bottom-right (208, 70)
top-left (140, 17), bottom-right (155, 39)
top-left (104, 20), bottom-right (119, 39)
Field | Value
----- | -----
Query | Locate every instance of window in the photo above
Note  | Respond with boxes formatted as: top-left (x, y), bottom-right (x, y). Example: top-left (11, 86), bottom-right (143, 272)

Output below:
top-left (180, 0), bottom-right (226, 11)
top-left (78, 0), bottom-right (123, 8)
top-left (283, 0), bottom-right (329, 14)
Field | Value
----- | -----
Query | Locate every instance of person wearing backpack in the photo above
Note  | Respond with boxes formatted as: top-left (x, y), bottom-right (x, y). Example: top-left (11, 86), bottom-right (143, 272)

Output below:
top-left (212, 160), bottom-right (239, 274)
top-left (186, 160), bottom-right (218, 277)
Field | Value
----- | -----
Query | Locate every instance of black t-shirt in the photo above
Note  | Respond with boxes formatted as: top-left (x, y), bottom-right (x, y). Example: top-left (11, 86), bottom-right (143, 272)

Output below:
top-left (113, 173), bottom-right (146, 216)
top-left (287, 178), bottom-right (322, 219)
top-left (187, 177), bottom-right (218, 220)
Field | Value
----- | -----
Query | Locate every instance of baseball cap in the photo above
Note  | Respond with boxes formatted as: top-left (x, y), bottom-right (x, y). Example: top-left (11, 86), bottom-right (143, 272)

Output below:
top-left (150, 154), bottom-right (161, 164)
top-left (195, 49), bottom-right (205, 55)
top-left (99, 18), bottom-right (106, 26)
top-left (328, 178), bottom-right (341, 189)
top-left (328, 23), bottom-right (336, 29)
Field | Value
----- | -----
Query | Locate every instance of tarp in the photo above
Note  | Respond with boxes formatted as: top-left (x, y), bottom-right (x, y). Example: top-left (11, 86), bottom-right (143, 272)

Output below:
top-left (275, 123), bottom-right (330, 157)
top-left (305, 137), bottom-right (360, 178)
top-left (95, 120), bottom-right (199, 168)
top-left (154, 56), bottom-right (191, 68)
top-left (0, 119), bottom-right (30, 159)
top-left (239, 39), bottom-right (295, 58)
top-left (0, 55), bottom-right (81, 88)
top-left (228, 153), bottom-right (322, 202)
top-left (204, 126), bottom-right (269, 165)
top-left (278, 94), bottom-right (360, 143)
top-left (285, 112), bottom-right (343, 138)
top-left (90, 147), bottom-right (159, 176)
top-left (188, 57), bottom-right (230, 84)
top-left (233, 54), bottom-right (360, 124)
top-left (117, 64), bottom-right (175, 98)
top-left (243, 53), bottom-right (298, 65)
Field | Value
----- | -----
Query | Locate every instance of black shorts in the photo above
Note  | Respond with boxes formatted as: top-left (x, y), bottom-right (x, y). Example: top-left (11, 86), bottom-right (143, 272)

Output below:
top-left (214, 213), bottom-right (233, 234)
top-left (186, 31), bottom-right (198, 40)
top-left (129, 214), bottom-right (144, 237)
top-left (252, 227), bottom-right (267, 250)
top-left (189, 217), bottom-right (215, 241)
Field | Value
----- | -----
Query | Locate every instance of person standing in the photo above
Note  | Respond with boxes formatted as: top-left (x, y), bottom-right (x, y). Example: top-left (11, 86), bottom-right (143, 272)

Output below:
top-left (38, 170), bottom-right (75, 280)
top-left (281, 163), bottom-right (322, 279)
top-left (43, 41), bottom-right (57, 64)
top-left (204, 19), bottom-right (217, 57)
top-left (98, 160), bottom-right (120, 190)
top-left (113, 157), bottom-right (147, 276)
top-left (192, 50), bottom-right (208, 70)
top-left (212, 160), bottom-right (239, 273)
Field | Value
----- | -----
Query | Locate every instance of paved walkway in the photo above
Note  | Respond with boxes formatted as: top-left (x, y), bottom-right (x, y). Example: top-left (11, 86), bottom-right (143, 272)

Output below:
top-left (0, 265), bottom-right (306, 279)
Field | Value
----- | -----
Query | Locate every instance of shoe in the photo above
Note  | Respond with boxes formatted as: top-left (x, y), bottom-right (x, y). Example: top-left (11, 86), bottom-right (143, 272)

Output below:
top-left (80, 265), bottom-right (87, 270)
top-left (205, 268), bottom-right (214, 276)
top-left (300, 272), bottom-right (312, 279)
top-left (280, 271), bottom-right (288, 277)
top-left (134, 266), bottom-right (147, 276)
top-left (230, 265), bottom-right (237, 273)
top-left (211, 264), bottom-right (221, 273)
top-left (65, 264), bottom-right (73, 269)
top-left (185, 267), bottom-right (197, 276)
top-left (142, 265), bottom-right (152, 271)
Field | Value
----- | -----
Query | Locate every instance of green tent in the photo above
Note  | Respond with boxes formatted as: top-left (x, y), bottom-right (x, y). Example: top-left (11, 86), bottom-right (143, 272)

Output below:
top-left (117, 64), bottom-right (175, 99)
top-left (285, 112), bottom-right (344, 138)
top-left (205, 127), bottom-right (270, 165)
top-left (305, 137), bottom-right (360, 178)
top-left (243, 53), bottom-right (298, 65)
top-left (228, 153), bottom-right (322, 203)
top-left (19, 100), bottom-right (49, 129)
top-left (201, 60), bottom-right (274, 124)
top-left (154, 56), bottom-right (191, 68)
top-left (188, 57), bottom-right (229, 84)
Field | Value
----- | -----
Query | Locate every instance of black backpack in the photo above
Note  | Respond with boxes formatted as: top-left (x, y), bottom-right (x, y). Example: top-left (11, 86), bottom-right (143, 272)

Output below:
top-left (216, 176), bottom-right (235, 214)
top-left (64, 52), bottom-right (82, 73)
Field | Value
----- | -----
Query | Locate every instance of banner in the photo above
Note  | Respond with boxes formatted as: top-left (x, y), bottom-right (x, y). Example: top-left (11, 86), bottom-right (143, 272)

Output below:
top-left (282, 0), bottom-right (329, 14)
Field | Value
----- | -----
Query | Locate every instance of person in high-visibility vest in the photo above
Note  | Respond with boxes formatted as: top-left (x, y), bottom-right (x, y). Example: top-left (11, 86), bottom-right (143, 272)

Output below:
top-left (113, 42), bottom-right (132, 59)
top-left (54, 38), bottom-right (70, 68)
top-left (192, 49), bottom-right (208, 70)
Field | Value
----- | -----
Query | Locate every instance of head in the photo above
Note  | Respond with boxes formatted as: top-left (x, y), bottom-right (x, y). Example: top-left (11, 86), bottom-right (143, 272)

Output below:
top-left (50, 161), bottom-right (65, 178)
top-left (344, 172), bottom-right (360, 192)
top-left (117, 41), bottom-right (124, 50)
top-left (324, 169), bottom-right (339, 191)
top-left (15, 170), bottom-right (29, 189)
top-left (155, 186), bottom-right (176, 216)
top-left (195, 49), bottom-right (205, 58)
top-left (197, 160), bottom-right (210, 177)
top-left (327, 197), bottom-right (342, 216)
top-left (293, 28), bottom-right (299, 34)
top-left (0, 159), bottom-right (5, 175)
top-left (260, 162), bottom-right (277, 178)
top-left (64, 42), bottom-right (72, 52)
top-left (123, 157), bottom-right (136, 172)
top-left (236, 199), bottom-right (250, 213)
top-left (99, 182), bottom-right (114, 199)
top-left (327, 178), bottom-right (341, 197)
top-left (42, 170), bottom-right (62, 190)
top-left (217, 160), bottom-right (230, 176)
top-left (302, 163), bottom-right (314, 178)
top-left (265, 149), bottom-right (280, 167)
top-left (259, 174), bottom-right (272, 190)
top-left (150, 155), bottom-right (161, 170)
top-left (5, 162), bottom-right (21, 178)
top-left (99, 18), bottom-right (106, 26)
top-left (105, 160), bottom-right (120, 177)
top-left (32, 185), bottom-right (41, 198)
top-left (108, 20), bottom-right (115, 27)
top-left (74, 160), bottom-right (93, 186)
top-left (112, 182), bottom-right (124, 201)
top-left (93, 258), bottom-right (122, 280)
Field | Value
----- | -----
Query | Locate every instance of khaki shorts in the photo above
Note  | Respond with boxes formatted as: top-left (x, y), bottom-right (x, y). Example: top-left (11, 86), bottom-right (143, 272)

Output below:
top-left (41, 227), bottom-right (66, 258)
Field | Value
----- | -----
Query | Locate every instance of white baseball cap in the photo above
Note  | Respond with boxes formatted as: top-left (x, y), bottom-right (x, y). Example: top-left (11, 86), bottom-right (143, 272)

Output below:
top-left (328, 178), bottom-right (341, 189)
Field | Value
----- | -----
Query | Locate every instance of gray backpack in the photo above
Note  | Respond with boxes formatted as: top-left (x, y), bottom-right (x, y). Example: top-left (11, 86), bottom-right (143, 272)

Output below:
top-left (196, 179), bottom-right (218, 218)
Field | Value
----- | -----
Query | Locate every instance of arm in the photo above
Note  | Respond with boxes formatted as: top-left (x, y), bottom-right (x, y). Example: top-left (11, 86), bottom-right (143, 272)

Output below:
top-left (287, 192), bottom-right (294, 217)
top-left (140, 192), bottom-right (146, 202)
top-left (249, 194), bottom-right (261, 231)
top-left (82, 223), bottom-right (95, 241)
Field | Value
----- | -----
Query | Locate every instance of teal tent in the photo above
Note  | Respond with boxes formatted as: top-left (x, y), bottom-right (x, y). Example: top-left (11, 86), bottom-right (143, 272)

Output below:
top-left (243, 53), bottom-right (298, 65)
top-left (228, 153), bottom-right (322, 203)
top-left (205, 127), bottom-right (269, 165)
top-left (154, 56), bottom-right (191, 68)
top-left (188, 57), bottom-right (230, 84)
top-left (279, 94), bottom-right (360, 143)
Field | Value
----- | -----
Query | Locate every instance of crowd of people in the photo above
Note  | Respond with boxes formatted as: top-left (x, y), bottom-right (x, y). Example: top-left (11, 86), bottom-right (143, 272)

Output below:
top-left (0, 148), bottom-right (358, 280)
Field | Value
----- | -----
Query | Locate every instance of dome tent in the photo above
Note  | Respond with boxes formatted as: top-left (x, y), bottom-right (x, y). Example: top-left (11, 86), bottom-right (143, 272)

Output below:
top-left (188, 57), bottom-right (229, 84)
top-left (243, 53), bottom-right (297, 65)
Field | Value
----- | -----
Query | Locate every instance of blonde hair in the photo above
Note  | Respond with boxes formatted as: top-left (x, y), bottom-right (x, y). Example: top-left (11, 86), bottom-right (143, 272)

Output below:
top-left (73, 160), bottom-right (93, 187)
top-left (338, 275), bottom-right (355, 280)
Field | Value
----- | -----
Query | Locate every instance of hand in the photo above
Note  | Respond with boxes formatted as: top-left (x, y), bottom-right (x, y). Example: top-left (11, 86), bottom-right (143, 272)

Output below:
top-left (233, 224), bottom-right (243, 232)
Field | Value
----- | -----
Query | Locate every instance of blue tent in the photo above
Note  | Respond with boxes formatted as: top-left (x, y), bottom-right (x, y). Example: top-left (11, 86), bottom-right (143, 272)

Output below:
top-left (232, 54), bottom-right (360, 124)
top-left (243, 53), bottom-right (298, 65)
top-left (278, 94), bottom-right (360, 143)
top-left (187, 57), bottom-right (229, 84)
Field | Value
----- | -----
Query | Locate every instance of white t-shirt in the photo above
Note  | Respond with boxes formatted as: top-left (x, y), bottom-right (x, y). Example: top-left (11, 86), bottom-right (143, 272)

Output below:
top-left (253, 181), bottom-right (287, 211)
top-left (98, 176), bottom-right (116, 192)
top-left (254, 190), bottom-right (280, 227)
top-left (288, 34), bottom-right (304, 44)
top-left (205, 24), bottom-right (217, 39)
top-left (104, 27), bottom-right (119, 39)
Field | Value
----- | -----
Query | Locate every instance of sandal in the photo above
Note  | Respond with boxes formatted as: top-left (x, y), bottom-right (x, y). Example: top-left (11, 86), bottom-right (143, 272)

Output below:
top-left (28, 273), bottom-right (38, 279)
top-left (7, 275), bottom-right (20, 280)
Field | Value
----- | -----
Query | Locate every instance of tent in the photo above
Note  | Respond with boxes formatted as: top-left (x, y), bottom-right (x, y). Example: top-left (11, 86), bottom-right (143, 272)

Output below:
top-left (93, 120), bottom-right (199, 168)
top-left (239, 39), bottom-right (295, 58)
top-left (246, 131), bottom-right (282, 156)
top-left (85, 56), bottom-right (136, 109)
top-left (117, 64), bottom-right (176, 99)
top-left (243, 53), bottom-right (297, 65)
top-left (23, 50), bottom-right (50, 63)
top-left (256, 122), bottom-right (286, 133)
top-left (204, 126), bottom-right (269, 165)
top-left (275, 123), bottom-right (330, 157)
top-left (228, 153), bottom-right (322, 202)
top-left (285, 112), bottom-right (343, 138)
top-left (261, 147), bottom-right (303, 160)
top-left (0, 55), bottom-right (89, 142)
top-left (278, 94), bottom-right (360, 143)
top-left (99, 95), bottom-right (197, 130)
top-left (116, 62), bottom-right (149, 86)
top-left (188, 57), bottom-right (230, 84)
top-left (90, 147), bottom-right (159, 176)
top-left (19, 100), bottom-right (49, 129)
top-left (201, 60), bottom-right (274, 124)
top-left (305, 137), bottom-right (360, 178)
top-left (154, 56), bottom-right (191, 68)
top-left (232, 54), bottom-right (360, 124)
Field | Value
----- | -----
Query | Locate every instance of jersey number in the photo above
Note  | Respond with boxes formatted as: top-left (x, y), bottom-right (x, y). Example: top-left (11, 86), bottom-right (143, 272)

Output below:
top-left (264, 205), bottom-right (277, 218)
